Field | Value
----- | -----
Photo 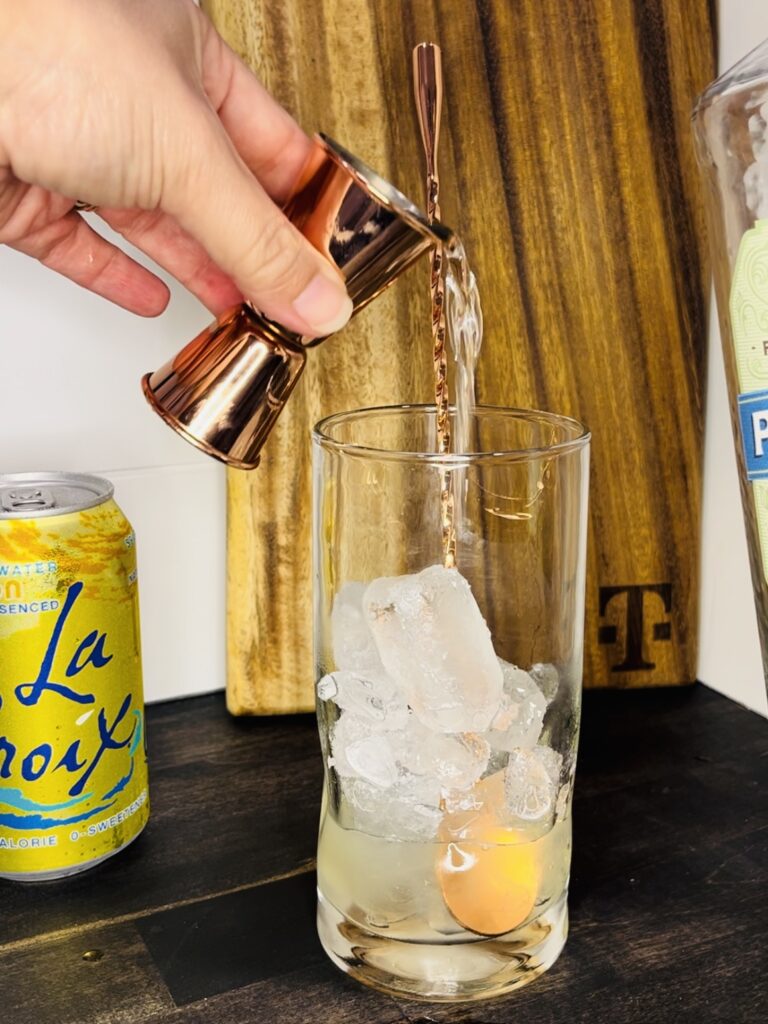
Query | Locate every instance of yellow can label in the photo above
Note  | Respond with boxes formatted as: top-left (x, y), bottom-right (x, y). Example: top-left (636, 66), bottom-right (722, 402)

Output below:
top-left (0, 498), bottom-right (148, 876)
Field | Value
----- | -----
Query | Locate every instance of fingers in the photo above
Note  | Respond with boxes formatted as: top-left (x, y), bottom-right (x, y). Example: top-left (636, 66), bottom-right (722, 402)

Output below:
top-left (164, 107), bottom-right (351, 337)
top-left (9, 209), bottom-right (170, 317)
top-left (200, 28), bottom-right (314, 203)
top-left (99, 206), bottom-right (243, 315)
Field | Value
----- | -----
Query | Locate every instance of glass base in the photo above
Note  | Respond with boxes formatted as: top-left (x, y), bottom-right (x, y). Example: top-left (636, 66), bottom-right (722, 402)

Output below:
top-left (316, 888), bottom-right (568, 1003)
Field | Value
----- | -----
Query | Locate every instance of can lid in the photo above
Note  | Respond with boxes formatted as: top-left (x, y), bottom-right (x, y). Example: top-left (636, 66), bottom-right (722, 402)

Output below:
top-left (0, 472), bottom-right (114, 519)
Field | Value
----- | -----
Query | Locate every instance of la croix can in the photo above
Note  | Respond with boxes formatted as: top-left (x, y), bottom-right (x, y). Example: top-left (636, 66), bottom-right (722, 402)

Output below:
top-left (0, 472), bottom-right (148, 881)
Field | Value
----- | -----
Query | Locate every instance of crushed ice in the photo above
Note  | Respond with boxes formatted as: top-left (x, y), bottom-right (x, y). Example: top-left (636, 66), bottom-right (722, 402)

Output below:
top-left (319, 564), bottom-right (564, 840)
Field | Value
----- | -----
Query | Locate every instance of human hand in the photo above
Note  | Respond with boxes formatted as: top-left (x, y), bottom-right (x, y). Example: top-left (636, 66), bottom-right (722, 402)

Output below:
top-left (0, 0), bottom-right (352, 336)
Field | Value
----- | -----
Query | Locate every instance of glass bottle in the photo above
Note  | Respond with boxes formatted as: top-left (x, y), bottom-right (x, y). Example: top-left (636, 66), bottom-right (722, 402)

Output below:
top-left (693, 38), bottom-right (768, 695)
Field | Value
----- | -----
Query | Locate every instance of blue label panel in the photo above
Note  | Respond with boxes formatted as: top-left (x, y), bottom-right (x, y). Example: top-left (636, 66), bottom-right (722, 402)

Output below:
top-left (738, 389), bottom-right (768, 480)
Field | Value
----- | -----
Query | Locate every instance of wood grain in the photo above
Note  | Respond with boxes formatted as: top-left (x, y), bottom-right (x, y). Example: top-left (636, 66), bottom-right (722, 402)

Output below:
top-left (0, 924), bottom-right (173, 1024)
top-left (205, 0), bottom-right (716, 713)
top-left (0, 698), bottom-right (320, 946)
top-left (1, 686), bottom-right (766, 1023)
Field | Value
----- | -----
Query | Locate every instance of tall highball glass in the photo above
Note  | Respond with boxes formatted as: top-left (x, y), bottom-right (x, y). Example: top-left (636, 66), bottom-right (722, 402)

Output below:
top-left (312, 405), bottom-right (590, 1002)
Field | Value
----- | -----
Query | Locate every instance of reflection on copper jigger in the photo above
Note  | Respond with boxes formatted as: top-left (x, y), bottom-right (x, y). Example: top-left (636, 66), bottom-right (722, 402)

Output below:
top-left (143, 133), bottom-right (454, 470)
top-left (142, 307), bottom-right (305, 470)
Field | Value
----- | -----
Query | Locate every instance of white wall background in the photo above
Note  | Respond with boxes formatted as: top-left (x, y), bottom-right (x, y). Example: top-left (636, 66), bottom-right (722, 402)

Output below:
top-left (0, 225), bottom-right (227, 704)
top-left (1, 1), bottom-right (767, 715)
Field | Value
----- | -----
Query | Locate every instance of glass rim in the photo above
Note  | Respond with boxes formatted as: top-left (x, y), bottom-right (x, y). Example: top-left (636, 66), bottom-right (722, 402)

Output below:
top-left (313, 404), bottom-right (590, 465)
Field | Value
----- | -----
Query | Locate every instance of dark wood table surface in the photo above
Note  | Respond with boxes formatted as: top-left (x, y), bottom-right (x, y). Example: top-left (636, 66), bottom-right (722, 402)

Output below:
top-left (1, 684), bottom-right (766, 1024)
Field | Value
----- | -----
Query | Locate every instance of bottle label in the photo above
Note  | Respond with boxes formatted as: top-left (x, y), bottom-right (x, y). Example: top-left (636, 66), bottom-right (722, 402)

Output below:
top-left (738, 390), bottom-right (768, 479)
top-left (730, 219), bottom-right (768, 580)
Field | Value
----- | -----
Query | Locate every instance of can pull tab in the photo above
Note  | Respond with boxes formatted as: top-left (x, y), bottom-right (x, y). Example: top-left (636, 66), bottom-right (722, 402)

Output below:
top-left (1, 487), bottom-right (56, 513)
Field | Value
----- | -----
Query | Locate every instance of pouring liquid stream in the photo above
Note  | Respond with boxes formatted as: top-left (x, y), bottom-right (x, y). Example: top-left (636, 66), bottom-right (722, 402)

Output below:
top-left (411, 40), bottom-right (484, 568)
top-left (437, 238), bottom-right (484, 567)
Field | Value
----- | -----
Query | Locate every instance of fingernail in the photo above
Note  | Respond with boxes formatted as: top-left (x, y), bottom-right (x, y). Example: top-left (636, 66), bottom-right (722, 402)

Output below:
top-left (292, 269), bottom-right (353, 336)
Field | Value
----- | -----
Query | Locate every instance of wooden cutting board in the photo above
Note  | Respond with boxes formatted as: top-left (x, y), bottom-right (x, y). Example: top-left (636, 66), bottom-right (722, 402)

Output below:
top-left (204, 0), bottom-right (716, 714)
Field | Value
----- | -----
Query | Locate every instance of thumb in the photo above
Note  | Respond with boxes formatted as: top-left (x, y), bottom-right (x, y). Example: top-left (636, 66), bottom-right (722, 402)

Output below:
top-left (165, 111), bottom-right (352, 338)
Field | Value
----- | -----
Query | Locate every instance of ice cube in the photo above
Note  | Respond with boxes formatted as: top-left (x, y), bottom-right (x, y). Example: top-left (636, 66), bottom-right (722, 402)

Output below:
top-left (364, 564), bottom-right (503, 733)
top-left (342, 774), bottom-right (444, 841)
top-left (439, 771), bottom-right (506, 841)
top-left (381, 799), bottom-right (444, 842)
top-left (399, 772), bottom-right (443, 808)
top-left (342, 777), bottom-right (384, 831)
top-left (317, 675), bottom-right (338, 701)
top-left (316, 670), bottom-right (409, 729)
top-left (503, 746), bottom-right (563, 821)
top-left (535, 745), bottom-right (563, 784)
top-left (441, 786), bottom-right (484, 817)
top-left (529, 662), bottom-right (560, 703)
top-left (331, 581), bottom-right (386, 676)
top-left (329, 714), bottom-right (398, 789)
top-left (386, 716), bottom-right (489, 791)
top-left (484, 746), bottom-right (510, 777)
top-left (347, 734), bottom-right (399, 789)
top-left (486, 661), bottom-right (547, 751)
top-left (412, 730), bottom-right (489, 791)
top-left (329, 713), bottom-right (372, 777)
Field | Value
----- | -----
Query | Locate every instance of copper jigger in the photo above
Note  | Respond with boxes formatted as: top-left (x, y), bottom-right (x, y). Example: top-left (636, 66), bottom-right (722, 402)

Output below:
top-left (143, 134), bottom-right (454, 470)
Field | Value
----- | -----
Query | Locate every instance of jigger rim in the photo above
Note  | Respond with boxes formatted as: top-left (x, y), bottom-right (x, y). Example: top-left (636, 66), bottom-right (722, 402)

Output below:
top-left (141, 373), bottom-right (260, 471)
top-left (318, 133), bottom-right (454, 248)
top-left (314, 403), bottom-right (591, 466)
